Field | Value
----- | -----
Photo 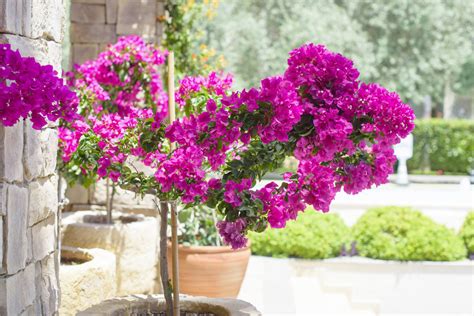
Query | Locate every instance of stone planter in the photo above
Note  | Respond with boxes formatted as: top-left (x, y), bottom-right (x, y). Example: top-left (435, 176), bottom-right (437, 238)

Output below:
top-left (61, 210), bottom-right (158, 295)
top-left (60, 246), bottom-right (116, 315)
top-left (78, 294), bottom-right (261, 315)
top-left (168, 244), bottom-right (251, 298)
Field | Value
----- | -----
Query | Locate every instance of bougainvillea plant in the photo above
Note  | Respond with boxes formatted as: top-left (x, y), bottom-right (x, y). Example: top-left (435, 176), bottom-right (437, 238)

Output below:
top-left (0, 44), bottom-right (77, 129)
top-left (59, 38), bottom-right (414, 314)
top-left (61, 40), bottom-right (415, 245)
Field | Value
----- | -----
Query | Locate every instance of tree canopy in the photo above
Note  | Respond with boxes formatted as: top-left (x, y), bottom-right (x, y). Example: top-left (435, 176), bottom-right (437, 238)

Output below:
top-left (204, 0), bottom-right (474, 107)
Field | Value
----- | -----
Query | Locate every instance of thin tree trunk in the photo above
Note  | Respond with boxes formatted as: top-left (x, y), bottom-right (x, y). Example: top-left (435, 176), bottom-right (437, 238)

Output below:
top-left (159, 201), bottom-right (173, 315)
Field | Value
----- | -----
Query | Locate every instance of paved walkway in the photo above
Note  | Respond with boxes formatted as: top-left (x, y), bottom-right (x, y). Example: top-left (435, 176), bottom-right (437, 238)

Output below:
top-left (256, 180), bottom-right (474, 229)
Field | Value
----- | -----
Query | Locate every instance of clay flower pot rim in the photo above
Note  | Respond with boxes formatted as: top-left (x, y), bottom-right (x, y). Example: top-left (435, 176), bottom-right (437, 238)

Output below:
top-left (168, 242), bottom-right (251, 254)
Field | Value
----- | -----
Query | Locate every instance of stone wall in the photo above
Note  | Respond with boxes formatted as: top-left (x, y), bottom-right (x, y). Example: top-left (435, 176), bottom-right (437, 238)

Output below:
top-left (0, 0), bottom-right (64, 314)
top-left (70, 0), bottom-right (165, 66)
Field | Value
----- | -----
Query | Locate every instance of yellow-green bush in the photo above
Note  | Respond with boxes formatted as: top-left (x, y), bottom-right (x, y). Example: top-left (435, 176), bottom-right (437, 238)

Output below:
top-left (249, 211), bottom-right (350, 259)
top-left (459, 211), bottom-right (474, 254)
top-left (352, 206), bottom-right (467, 261)
top-left (407, 119), bottom-right (474, 174)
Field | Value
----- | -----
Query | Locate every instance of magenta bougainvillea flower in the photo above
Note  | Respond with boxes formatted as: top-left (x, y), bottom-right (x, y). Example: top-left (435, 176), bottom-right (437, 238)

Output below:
top-left (59, 38), bottom-right (415, 249)
top-left (0, 44), bottom-right (77, 129)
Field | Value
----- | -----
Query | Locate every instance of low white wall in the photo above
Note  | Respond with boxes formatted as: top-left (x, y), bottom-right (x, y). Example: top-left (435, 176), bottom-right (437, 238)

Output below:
top-left (239, 256), bottom-right (474, 315)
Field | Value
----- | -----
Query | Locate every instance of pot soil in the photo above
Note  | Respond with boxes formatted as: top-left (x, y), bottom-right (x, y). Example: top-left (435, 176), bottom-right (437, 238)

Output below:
top-left (78, 294), bottom-right (261, 316)
top-left (61, 210), bottom-right (158, 295)
top-left (167, 244), bottom-right (251, 298)
top-left (60, 246), bottom-right (116, 315)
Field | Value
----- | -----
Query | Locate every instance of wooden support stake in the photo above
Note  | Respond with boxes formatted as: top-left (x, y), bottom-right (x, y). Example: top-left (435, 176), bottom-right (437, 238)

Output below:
top-left (168, 51), bottom-right (180, 316)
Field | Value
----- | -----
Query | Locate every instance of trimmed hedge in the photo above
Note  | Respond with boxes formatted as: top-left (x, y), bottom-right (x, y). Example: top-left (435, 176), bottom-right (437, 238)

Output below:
top-left (407, 119), bottom-right (474, 174)
top-left (249, 211), bottom-right (350, 259)
top-left (353, 206), bottom-right (467, 261)
top-left (460, 211), bottom-right (474, 255)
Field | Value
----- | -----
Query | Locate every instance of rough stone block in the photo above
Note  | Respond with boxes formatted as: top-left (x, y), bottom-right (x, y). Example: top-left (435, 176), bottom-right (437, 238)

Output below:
top-left (23, 121), bottom-right (42, 181)
top-left (0, 123), bottom-right (24, 182)
top-left (0, 263), bottom-right (36, 315)
top-left (116, 0), bottom-right (156, 39)
top-left (71, 23), bottom-right (116, 43)
top-left (0, 216), bottom-right (3, 271)
top-left (25, 0), bottom-right (64, 42)
top-left (0, 183), bottom-right (6, 215)
top-left (23, 123), bottom-right (58, 181)
top-left (41, 128), bottom-right (58, 177)
top-left (31, 215), bottom-right (56, 261)
top-left (6, 185), bottom-right (28, 274)
top-left (106, 0), bottom-right (118, 24)
top-left (28, 177), bottom-right (58, 226)
top-left (73, 43), bottom-right (99, 65)
top-left (71, 3), bottom-right (106, 23)
top-left (0, 0), bottom-right (22, 34)
top-left (0, 34), bottom-right (63, 72)
top-left (156, 0), bottom-right (164, 17)
top-left (35, 253), bottom-right (60, 315)
top-left (27, 227), bottom-right (33, 264)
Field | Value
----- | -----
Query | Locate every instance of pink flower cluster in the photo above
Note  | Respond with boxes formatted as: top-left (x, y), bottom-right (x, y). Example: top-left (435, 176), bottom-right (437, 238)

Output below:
top-left (223, 179), bottom-right (252, 207)
top-left (216, 218), bottom-right (248, 250)
top-left (176, 72), bottom-right (233, 107)
top-left (69, 35), bottom-right (168, 119)
top-left (154, 146), bottom-right (208, 204)
top-left (224, 76), bottom-right (303, 144)
top-left (59, 36), bottom-right (166, 183)
top-left (0, 44), bottom-right (77, 129)
top-left (215, 43), bottom-right (415, 248)
top-left (166, 97), bottom-right (241, 170)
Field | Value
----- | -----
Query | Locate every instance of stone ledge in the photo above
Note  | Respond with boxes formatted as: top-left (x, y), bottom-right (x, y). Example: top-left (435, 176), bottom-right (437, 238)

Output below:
top-left (60, 246), bottom-right (116, 315)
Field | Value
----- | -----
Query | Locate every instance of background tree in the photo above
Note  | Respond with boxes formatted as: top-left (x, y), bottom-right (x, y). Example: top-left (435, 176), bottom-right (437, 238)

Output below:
top-left (205, 0), bottom-right (374, 89)
top-left (339, 0), bottom-right (474, 108)
top-left (203, 0), bottom-right (473, 111)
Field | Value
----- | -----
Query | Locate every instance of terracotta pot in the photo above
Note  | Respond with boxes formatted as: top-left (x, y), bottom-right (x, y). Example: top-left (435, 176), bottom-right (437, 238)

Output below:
top-left (167, 244), bottom-right (251, 298)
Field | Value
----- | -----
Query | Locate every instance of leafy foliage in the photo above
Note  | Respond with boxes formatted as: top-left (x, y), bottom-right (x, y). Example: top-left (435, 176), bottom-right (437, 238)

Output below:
top-left (407, 119), bottom-right (474, 174)
top-left (163, 0), bottom-right (224, 78)
top-left (177, 204), bottom-right (223, 246)
top-left (352, 206), bottom-right (467, 261)
top-left (249, 211), bottom-right (350, 259)
top-left (459, 212), bottom-right (474, 255)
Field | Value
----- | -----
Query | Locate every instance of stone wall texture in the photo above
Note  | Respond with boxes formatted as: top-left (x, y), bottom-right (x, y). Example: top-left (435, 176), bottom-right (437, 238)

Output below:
top-left (0, 0), bottom-right (64, 314)
top-left (70, 0), bottom-right (165, 66)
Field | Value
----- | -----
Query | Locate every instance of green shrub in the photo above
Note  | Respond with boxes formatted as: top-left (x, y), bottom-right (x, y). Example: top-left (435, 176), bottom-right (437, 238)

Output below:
top-left (459, 211), bottom-right (474, 254)
top-left (352, 206), bottom-right (467, 261)
top-left (249, 210), bottom-right (350, 259)
top-left (407, 119), bottom-right (474, 174)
